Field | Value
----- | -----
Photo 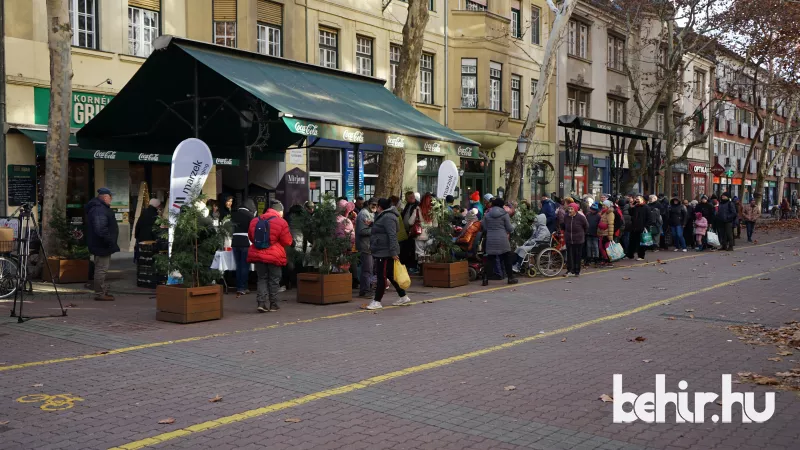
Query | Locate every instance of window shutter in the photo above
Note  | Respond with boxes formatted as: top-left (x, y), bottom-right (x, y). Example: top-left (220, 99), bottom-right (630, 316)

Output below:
top-left (214, 0), bottom-right (237, 21)
top-left (258, 1), bottom-right (282, 26)
top-left (129, 0), bottom-right (160, 11)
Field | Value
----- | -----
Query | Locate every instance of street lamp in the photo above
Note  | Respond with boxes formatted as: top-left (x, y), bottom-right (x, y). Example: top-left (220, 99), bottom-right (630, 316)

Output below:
top-left (516, 134), bottom-right (529, 154)
top-left (240, 110), bottom-right (255, 199)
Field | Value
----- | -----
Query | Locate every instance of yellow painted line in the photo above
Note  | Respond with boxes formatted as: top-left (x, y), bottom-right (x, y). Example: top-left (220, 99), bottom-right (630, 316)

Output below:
top-left (111, 260), bottom-right (800, 450)
top-left (3, 236), bottom-right (797, 373)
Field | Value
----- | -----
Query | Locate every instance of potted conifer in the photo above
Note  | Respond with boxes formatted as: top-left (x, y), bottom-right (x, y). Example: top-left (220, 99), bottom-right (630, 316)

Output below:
top-left (295, 195), bottom-right (357, 304)
top-left (43, 210), bottom-right (91, 283)
top-left (154, 197), bottom-right (228, 323)
top-left (422, 199), bottom-right (469, 288)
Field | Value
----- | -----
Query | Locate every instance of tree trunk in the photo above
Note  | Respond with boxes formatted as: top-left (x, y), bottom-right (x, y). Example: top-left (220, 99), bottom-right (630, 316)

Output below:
top-left (375, 0), bottom-right (429, 198)
top-left (42, 0), bottom-right (73, 257)
top-left (504, 0), bottom-right (577, 203)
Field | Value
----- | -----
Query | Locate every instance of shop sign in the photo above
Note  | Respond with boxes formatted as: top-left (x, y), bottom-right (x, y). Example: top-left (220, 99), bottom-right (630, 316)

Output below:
top-left (425, 141), bottom-right (443, 153)
top-left (768, 181), bottom-right (776, 187)
top-left (34, 87), bottom-right (115, 128)
top-left (692, 164), bottom-right (709, 174)
top-left (344, 149), bottom-right (365, 200)
top-left (386, 135), bottom-right (406, 148)
top-left (287, 149), bottom-right (305, 165)
top-left (745, 180), bottom-right (751, 186)
top-left (672, 162), bottom-right (689, 173)
top-left (342, 129), bottom-right (365, 143)
top-left (7, 165), bottom-right (36, 206)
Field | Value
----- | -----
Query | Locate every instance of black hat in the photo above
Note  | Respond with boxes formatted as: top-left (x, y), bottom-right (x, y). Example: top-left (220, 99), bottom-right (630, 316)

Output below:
top-left (445, 194), bottom-right (454, 204)
top-left (377, 198), bottom-right (391, 210)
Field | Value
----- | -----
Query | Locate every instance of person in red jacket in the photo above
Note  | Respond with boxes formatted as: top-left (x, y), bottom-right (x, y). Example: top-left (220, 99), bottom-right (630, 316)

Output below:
top-left (247, 200), bottom-right (293, 313)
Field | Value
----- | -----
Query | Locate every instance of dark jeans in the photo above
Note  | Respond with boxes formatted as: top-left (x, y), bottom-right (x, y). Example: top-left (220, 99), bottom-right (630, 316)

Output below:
top-left (670, 225), bottom-right (687, 250)
top-left (484, 252), bottom-right (514, 281)
top-left (359, 253), bottom-right (374, 295)
top-left (399, 239), bottom-right (417, 270)
top-left (255, 263), bottom-right (281, 304)
top-left (745, 221), bottom-right (755, 241)
top-left (566, 243), bottom-right (583, 275)
top-left (232, 247), bottom-right (249, 292)
top-left (719, 222), bottom-right (734, 250)
top-left (626, 231), bottom-right (647, 259)
top-left (374, 257), bottom-right (406, 303)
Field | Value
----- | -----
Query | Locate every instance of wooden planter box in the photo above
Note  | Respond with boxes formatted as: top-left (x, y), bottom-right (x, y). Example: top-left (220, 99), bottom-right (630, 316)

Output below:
top-left (423, 260), bottom-right (469, 288)
top-left (43, 257), bottom-right (90, 284)
top-left (296, 272), bottom-right (352, 304)
top-left (156, 285), bottom-right (223, 324)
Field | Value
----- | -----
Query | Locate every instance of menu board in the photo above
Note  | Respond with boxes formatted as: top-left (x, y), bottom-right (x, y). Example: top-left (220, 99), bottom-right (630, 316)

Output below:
top-left (105, 168), bottom-right (130, 207)
top-left (7, 165), bottom-right (36, 206)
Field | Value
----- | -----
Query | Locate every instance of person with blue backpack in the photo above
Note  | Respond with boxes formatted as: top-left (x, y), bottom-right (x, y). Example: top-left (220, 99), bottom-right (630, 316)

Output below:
top-left (247, 200), bottom-right (293, 313)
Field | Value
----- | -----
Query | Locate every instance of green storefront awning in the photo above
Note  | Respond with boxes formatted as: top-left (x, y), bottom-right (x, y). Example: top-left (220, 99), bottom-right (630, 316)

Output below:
top-left (17, 128), bottom-right (242, 165)
top-left (77, 36), bottom-right (479, 157)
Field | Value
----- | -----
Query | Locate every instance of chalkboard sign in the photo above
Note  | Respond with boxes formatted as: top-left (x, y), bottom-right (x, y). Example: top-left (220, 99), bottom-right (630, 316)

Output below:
top-left (7, 165), bottom-right (36, 206)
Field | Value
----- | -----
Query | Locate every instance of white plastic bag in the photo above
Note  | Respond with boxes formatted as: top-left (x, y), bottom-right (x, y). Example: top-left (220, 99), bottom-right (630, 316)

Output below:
top-left (706, 230), bottom-right (721, 248)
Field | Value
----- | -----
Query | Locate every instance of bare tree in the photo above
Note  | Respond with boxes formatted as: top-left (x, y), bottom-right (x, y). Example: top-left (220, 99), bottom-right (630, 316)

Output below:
top-left (504, 0), bottom-right (578, 203)
top-left (375, 0), bottom-right (430, 198)
top-left (42, 0), bottom-right (73, 257)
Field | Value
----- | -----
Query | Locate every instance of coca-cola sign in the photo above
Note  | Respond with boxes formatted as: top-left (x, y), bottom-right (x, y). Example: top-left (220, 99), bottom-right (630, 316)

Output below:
top-left (342, 129), bottom-right (365, 143)
top-left (457, 146), bottom-right (474, 157)
top-left (386, 136), bottom-right (405, 148)
top-left (94, 150), bottom-right (117, 160)
top-left (215, 158), bottom-right (233, 166)
top-left (424, 141), bottom-right (442, 153)
top-left (293, 122), bottom-right (319, 136)
top-left (138, 153), bottom-right (160, 162)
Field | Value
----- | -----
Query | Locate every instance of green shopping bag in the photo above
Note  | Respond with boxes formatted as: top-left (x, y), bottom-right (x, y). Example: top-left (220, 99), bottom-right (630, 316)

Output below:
top-left (640, 231), bottom-right (655, 247)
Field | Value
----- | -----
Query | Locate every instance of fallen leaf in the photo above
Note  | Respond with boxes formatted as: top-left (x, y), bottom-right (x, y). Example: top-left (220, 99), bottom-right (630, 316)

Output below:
top-left (776, 372), bottom-right (800, 377)
top-left (503, 334), bottom-right (517, 338)
top-left (358, 303), bottom-right (369, 309)
top-left (753, 376), bottom-right (779, 385)
top-left (284, 418), bottom-right (302, 423)
top-left (208, 395), bottom-right (223, 403)
top-left (642, 359), bottom-right (652, 363)
top-left (767, 357), bottom-right (782, 362)
top-left (0, 420), bottom-right (8, 425)
top-left (759, 277), bottom-right (771, 281)
top-left (561, 338), bottom-right (567, 342)
top-left (243, 350), bottom-right (256, 354)
top-left (599, 394), bottom-right (614, 402)
top-left (714, 302), bottom-right (722, 304)
top-left (778, 351), bottom-right (794, 356)
top-left (689, 314), bottom-right (695, 319)
top-left (738, 372), bottom-right (753, 377)
top-left (732, 264), bottom-right (738, 266)
top-left (66, 303), bottom-right (78, 308)
top-left (158, 418), bottom-right (175, 424)
top-left (635, 336), bottom-right (647, 342)
top-left (685, 309), bottom-right (695, 312)
top-left (31, 383), bottom-right (43, 387)
top-left (622, 277), bottom-right (631, 280)
top-left (92, 351), bottom-right (109, 355)
top-left (750, 310), bottom-right (757, 313)
top-left (666, 317), bottom-right (676, 320)
top-left (504, 385), bottom-right (516, 391)
top-left (770, 300), bottom-right (777, 303)
top-left (628, 327), bottom-right (637, 331)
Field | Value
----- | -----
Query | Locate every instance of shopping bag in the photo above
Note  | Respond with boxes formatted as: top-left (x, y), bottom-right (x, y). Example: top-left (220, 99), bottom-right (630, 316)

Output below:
top-left (706, 230), bottom-right (721, 248)
top-left (606, 241), bottom-right (625, 262)
top-left (640, 231), bottom-right (655, 247)
top-left (394, 260), bottom-right (411, 290)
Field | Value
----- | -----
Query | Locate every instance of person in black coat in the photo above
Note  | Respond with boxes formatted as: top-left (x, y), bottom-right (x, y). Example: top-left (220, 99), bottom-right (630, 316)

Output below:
top-left (86, 188), bottom-right (120, 301)
top-left (134, 199), bottom-right (161, 243)
top-left (716, 192), bottom-right (738, 251)
top-left (667, 197), bottom-right (688, 251)
top-left (626, 196), bottom-right (650, 261)
top-left (231, 199), bottom-right (256, 296)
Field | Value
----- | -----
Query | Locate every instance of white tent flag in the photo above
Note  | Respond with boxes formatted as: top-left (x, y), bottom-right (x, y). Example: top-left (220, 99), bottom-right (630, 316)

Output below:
top-left (436, 159), bottom-right (459, 198)
top-left (167, 138), bottom-right (214, 256)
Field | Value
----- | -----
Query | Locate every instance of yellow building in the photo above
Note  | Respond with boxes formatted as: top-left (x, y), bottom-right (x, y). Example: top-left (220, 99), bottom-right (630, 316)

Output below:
top-left (3, 0), bottom-right (553, 248)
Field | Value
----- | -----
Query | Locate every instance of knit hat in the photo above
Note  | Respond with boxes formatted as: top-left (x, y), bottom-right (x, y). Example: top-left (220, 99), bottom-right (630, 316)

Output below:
top-left (590, 202), bottom-right (600, 211)
top-left (695, 212), bottom-right (703, 220)
top-left (336, 199), bottom-right (348, 212)
top-left (649, 195), bottom-right (658, 203)
top-left (270, 200), bottom-right (284, 212)
top-left (483, 193), bottom-right (495, 202)
top-left (602, 200), bottom-right (613, 208)
top-left (568, 202), bottom-right (580, 211)
top-left (470, 191), bottom-right (481, 202)
top-left (466, 209), bottom-right (478, 222)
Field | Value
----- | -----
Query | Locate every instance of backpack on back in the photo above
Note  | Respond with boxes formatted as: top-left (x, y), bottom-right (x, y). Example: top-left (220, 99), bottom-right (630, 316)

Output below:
top-left (253, 216), bottom-right (276, 249)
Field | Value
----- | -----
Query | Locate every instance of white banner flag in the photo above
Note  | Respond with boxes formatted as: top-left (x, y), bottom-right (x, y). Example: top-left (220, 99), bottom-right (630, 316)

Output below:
top-left (436, 159), bottom-right (459, 198)
top-left (168, 138), bottom-right (213, 256)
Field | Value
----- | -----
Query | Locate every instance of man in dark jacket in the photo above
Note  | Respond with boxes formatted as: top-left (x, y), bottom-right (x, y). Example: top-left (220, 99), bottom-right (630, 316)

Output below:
top-left (366, 198), bottom-right (410, 310)
top-left (540, 195), bottom-right (557, 232)
top-left (667, 197), bottom-right (688, 251)
top-left (134, 199), bottom-right (161, 243)
top-left (231, 199), bottom-right (256, 296)
top-left (626, 196), bottom-right (650, 261)
top-left (86, 188), bottom-right (120, 301)
top-left (716, 192), bottom-right (738, 251)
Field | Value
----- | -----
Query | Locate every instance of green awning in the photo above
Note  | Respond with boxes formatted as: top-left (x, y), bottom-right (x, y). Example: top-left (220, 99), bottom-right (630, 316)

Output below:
top-left (77, 36), bottom-right (478, 157)
top-left (16, 128), bottom-right (241, 165)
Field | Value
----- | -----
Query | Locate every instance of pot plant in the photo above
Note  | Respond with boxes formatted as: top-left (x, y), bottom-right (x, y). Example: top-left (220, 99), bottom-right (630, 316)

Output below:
top-left (43, 210), bottom-right (91, 283)
top-left (295, 195), bottom-right (357, 304)
top-left (154, 196), bottom-right (228, 323)
top-left (422, 199), bottom-right (469, 288)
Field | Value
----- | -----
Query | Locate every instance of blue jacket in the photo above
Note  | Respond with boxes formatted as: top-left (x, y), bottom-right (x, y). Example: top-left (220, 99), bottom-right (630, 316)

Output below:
top-left (541, 199), bottom-right (557, 227)
top-left (716, 199), bottom-right (737, 223)
top-left (86, 197), bottom-right (120, 256)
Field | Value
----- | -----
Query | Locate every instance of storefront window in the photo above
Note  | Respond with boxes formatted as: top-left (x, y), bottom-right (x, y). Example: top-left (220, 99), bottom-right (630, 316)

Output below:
top-left (417, 155), bottom-right (442, 195)
top-left (309, 148), bottom-right (340, 173)
top-left (692, 175), bottom-right (706, 200)
top-left (672, 174), bottom-right (683, 199)
top-left (563, 166), bottom-right (587, 195)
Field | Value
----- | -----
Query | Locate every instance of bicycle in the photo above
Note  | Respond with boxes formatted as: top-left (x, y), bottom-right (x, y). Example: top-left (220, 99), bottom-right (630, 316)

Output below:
top-left (0, 238), bottom-right (20, 299)
top-left (17, 393), bottom-right (84, 411)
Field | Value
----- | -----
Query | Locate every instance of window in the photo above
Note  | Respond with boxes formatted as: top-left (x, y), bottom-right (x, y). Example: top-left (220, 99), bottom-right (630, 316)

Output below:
top-left (489, 62), bottom-right (502, 111)
top-left (607, 98), bottom-right (625, 124)
top-left (531, 5), bottom-right (541, 45)
top-left (69, 0), bottom-right (97, 49)
top-left (257, 24), bottom-right (281, 56)
top-left (465, 0), bottom-right (487, 11)
top-left (390, 45), bottom-right (401, 91)
top-left (568, 20), bottom-right (588, 59)
top-left (128, 6), bottom-right (160, 57)
top-left (656, 107), bottom-right (666, 134)
top-left (356, 36), bottom-right (373, 76)
top-left (319, 29), bottom-right (338, 69)
top-left (511, 75), bottom-right (521, 119)
top-left (461, 58), bottom-right (478, 108)
top-left (363, 152), bottom-right (381, 198)
top-left (417, 155), bottom-right (443, 195)
top-left (607, 35), bottom-right (625, 71)
top-left (511, 8), bottom-right (521, 39)
top-left (693, 70), bottom-right (706, 101)
top-left (398, 0), bottom-right (436, 10)
top-left (419, 53), bottom-right (434, 104)
top-left (309, 148), bottom-right (341, 173)
top-left (567, 88), bottom-right (589, 117)
top-left (214, 22), bottom-right (236, 47)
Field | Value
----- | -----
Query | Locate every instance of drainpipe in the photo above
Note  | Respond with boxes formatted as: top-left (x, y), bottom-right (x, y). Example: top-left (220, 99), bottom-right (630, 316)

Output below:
top-left (305, 0), bottom-right (309, 63)
top-left (0, 3), bottom-right (7, 214)
top-left (444, 0), bottom-right (449, 127)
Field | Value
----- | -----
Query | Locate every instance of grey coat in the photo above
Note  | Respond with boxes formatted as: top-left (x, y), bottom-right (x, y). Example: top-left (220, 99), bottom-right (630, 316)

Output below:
top-left (355, 207), bottom-right (374, 253)
top-left (370, 207), bottom-right (400, 258)
top-left (480, 206), bottom-right (513, 255)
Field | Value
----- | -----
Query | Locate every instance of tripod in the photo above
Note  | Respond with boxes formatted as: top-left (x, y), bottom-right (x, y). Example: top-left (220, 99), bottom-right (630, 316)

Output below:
top-left (9, 204), bottom-right (66, 323)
